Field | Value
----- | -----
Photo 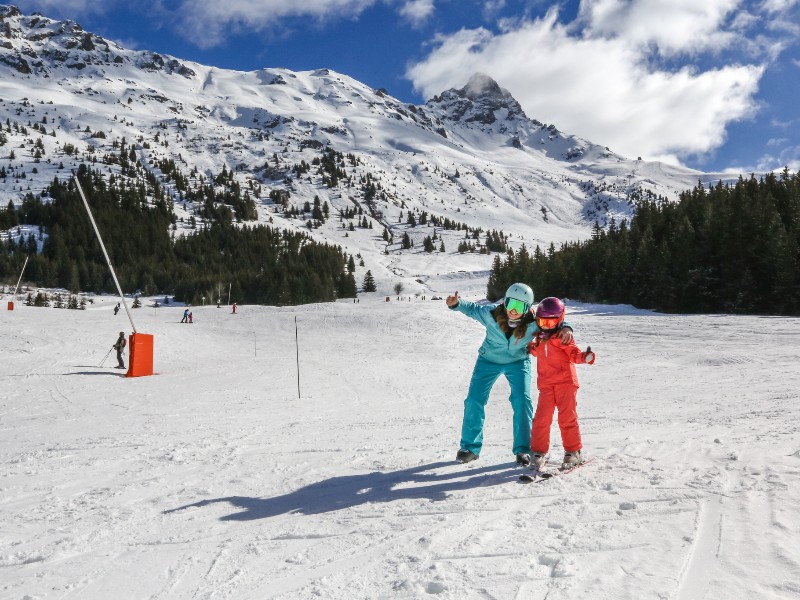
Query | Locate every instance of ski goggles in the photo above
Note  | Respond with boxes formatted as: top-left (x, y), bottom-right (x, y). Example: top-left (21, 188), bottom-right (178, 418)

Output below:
top-left (504, 297), bottom-right (530, 314)
top-left (536, 316), bottom-right (562, 330)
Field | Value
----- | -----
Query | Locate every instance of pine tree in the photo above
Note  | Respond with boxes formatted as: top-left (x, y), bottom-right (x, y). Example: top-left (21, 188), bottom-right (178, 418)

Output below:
top-left (362, 270), bottom-right (376, 292)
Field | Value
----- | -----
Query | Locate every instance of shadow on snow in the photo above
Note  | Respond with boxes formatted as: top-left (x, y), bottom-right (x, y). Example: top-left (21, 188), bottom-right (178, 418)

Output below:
top-left (163, 460), bottom-right (518, 521)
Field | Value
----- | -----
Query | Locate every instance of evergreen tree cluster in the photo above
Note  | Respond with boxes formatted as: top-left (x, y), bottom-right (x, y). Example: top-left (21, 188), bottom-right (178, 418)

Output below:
top-left (314, 148), bottom-right (348, 188)
top-left (488, 171), bottom-right (800, 315)
top-left (24, 290), bottom-right (86, 309)
top-left (0, 166), bottom-right (356, 305)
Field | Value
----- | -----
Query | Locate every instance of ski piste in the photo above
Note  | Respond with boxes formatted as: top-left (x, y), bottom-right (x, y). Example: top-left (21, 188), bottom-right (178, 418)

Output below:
top-left (519, 457), bottom-right (594, 483)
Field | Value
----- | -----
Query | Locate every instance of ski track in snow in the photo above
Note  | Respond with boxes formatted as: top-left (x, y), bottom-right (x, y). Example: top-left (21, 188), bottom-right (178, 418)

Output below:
top-left (1, 296), bottom-right (800, 599)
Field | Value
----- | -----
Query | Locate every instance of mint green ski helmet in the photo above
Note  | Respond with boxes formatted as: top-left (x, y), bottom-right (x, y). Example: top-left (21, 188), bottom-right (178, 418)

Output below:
top-left (503, 283), bottom-right (534, 313)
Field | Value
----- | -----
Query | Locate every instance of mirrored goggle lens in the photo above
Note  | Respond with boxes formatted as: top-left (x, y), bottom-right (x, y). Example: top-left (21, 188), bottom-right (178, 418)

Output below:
top-left (536, 316), bottom-right (561, 329)
top-left (504, 298), bottom-right (529, 313)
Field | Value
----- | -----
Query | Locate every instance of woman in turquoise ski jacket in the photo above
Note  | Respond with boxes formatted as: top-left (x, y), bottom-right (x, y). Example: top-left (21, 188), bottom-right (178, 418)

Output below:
top-left (446, 283), bottom-right (572, 466)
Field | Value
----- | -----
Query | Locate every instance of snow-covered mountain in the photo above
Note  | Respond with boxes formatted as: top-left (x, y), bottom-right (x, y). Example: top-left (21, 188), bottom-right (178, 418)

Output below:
top-left (0, 4), bottom-right (725, 296)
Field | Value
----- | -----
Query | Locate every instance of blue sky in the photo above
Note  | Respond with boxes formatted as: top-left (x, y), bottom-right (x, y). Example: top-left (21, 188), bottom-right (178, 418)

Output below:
top-left (15, 0), bottom-right (800, 173)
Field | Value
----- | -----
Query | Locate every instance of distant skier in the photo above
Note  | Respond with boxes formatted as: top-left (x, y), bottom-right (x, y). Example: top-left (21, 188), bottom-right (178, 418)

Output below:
top-left (181, 308), bottom-right (189, 323)
top-left (113, 303), bottom-right (120, 316)
top-left (231, 303), bottom-right (237, 314)
top-left (447, 284), bottom-right (574, 466)
top-left (188, 312), bottom-right (193, 324)
top-left (113, 332), bottom-right (127, 369)
top-left (527, 297), bottom-right (595, 471)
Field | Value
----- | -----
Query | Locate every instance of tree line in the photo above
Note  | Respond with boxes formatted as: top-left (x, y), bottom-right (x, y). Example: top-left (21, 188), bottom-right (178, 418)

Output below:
top-left (0, 166), bottom-right (356, 305)
top-left (488, 169), bottom-right (800, 315)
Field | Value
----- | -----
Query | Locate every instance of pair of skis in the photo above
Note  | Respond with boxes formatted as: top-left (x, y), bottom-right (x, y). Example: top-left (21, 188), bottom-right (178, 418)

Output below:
top-left (518, 457), bottom-right (593, 483)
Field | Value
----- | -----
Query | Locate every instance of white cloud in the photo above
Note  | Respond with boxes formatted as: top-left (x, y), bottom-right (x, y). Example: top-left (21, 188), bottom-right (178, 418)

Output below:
top-left (16, 0), bottom-right (113, 16)
top-left (750, 145), bottom-right (800, 172)
top-left (760, 0), bottom-right (800, 12)
top-left (482, 0), bottom-right (507, 20)
top-left (176, 0), bottom-right (378, 48)
top-left (399, 0), bottom-right (435, 27)
top-left (407, 2), bottom-right (773, 164)
top-left (576, 0), bottom-right (741, 56)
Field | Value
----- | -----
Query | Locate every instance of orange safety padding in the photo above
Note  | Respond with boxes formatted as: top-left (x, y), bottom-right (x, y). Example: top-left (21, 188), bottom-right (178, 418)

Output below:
top-left (7, 301), bottom-right (14, 310)
top-left (126, 332), bottom-right (154, 377)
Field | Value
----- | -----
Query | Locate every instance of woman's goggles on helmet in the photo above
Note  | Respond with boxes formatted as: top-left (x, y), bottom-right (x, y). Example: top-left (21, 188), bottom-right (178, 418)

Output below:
top-left (504, 297), bottom-right (530, 314)
top-left (536, 316), bottom-right (562, 330)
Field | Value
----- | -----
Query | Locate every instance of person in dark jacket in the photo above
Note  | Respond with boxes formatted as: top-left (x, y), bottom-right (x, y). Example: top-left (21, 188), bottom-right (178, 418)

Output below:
top-left (114, 332), bottom-right (127, 369)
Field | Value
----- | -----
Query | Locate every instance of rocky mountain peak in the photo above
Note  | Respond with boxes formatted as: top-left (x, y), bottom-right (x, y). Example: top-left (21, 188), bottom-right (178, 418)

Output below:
top-left (427, 72), bottom-right (528, 127)
top-left (462, 73), bottom-right (504, 101)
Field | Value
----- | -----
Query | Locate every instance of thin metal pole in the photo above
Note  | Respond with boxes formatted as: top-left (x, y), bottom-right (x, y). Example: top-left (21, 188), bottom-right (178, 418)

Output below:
top-left (227, 283), bottom-right (231, 305)
top-left (73, 174), bottom-right (137, 333)
top-left (294, 316), bottom-right (301, 399)
top-left (13, 255), bottom-right (29, 297)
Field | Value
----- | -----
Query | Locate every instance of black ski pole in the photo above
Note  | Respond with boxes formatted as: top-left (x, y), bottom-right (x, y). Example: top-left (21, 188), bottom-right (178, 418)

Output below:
top-left (99, 347), bottom-right (113, 367)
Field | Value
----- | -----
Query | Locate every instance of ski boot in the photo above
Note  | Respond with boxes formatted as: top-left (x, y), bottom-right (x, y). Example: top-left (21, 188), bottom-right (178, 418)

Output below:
top-left (456, 449), bottom-right (479, 464)
top-left (561, 450), bottom-right (582, 470)
top-left (515, 453), bottom-right (531, 467)
top-left (530, 453), bottom-right (547, 471)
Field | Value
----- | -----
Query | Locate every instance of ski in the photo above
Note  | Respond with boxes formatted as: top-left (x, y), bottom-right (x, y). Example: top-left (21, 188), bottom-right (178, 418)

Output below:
top-left (519, 457), bottom-right (593, 483)
top-left (517, 456), bottom-right (548, 481)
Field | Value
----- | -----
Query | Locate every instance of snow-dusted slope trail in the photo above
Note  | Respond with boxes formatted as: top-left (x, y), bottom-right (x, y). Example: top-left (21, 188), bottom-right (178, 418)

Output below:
top-left (2, 294), bottom-right (799, 599)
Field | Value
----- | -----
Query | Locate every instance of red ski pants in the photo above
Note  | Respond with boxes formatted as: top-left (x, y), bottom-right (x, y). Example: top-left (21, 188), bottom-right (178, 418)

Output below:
top-left (530, 384), bottom-right (582, 454)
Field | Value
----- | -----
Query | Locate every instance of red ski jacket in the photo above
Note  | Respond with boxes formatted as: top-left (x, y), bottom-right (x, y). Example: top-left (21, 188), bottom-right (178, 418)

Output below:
top-left (528, 334), bottom-right (594, 389)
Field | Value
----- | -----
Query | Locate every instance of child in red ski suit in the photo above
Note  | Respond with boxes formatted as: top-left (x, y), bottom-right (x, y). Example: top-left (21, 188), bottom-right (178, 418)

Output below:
top-left (527, 297), bottom-right (595, 468)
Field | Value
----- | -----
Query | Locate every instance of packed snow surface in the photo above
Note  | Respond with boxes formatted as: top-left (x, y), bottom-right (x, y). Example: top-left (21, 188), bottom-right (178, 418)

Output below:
top-left (2, 290), bottom-right (800, 599)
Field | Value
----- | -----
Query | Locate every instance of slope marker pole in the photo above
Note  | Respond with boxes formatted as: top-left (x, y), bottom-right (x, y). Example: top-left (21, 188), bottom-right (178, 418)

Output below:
top-left (295, 316), bottom-right (301, 400)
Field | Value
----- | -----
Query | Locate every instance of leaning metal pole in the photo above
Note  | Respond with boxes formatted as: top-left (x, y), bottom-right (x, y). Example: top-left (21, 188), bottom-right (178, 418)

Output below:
top-left (73, 174), bottom-right (137, 333)
top-left (13, 254), bottom-right (29, 297)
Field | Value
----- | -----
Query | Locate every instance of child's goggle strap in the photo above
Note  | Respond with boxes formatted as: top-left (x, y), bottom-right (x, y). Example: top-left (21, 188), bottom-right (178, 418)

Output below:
top-left (504, 297), bottom-right (530, 313)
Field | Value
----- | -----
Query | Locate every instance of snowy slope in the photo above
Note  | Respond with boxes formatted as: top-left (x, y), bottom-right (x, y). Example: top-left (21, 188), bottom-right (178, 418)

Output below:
top-left (0, 4), bottom-right (734, 297)
top-left (2, 293), bottom-right (799, 599)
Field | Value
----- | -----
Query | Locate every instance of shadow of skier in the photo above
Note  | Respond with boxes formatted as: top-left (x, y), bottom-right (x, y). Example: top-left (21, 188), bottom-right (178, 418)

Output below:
top-left (65, 370), bottom-right (126, 377)
top-left (163, 460), bottom-right (518, 521)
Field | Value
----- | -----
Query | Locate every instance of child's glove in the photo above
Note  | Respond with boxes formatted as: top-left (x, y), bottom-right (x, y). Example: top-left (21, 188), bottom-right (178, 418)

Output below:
top-left (584, 346), bottom-right (595, 364)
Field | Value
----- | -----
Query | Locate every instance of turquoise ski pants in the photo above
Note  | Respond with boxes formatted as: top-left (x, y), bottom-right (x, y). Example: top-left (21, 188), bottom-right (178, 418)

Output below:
top-left (460, 355), bottom-right (533, 456)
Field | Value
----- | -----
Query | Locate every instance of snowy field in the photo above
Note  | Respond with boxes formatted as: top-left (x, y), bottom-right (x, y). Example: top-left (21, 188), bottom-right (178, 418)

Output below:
top-left (2, 291), bottom-right (800, 599)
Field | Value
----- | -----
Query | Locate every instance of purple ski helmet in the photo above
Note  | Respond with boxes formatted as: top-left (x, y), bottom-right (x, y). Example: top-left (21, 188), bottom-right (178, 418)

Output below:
top-left (535, 297), bottom-right (565, 330)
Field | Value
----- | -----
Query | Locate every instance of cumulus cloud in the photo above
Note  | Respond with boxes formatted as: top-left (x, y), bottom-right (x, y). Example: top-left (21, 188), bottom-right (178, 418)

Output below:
top-left (406, 1), bottom-right (779, 164)
top-left (399, 0), bottom-right (435, 27)
top-left (576, 0), bottom-right (741, 56)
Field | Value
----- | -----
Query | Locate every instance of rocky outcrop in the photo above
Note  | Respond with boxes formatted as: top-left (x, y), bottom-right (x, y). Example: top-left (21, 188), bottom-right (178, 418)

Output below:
top-left (427, 73), bottom-right (528, 125)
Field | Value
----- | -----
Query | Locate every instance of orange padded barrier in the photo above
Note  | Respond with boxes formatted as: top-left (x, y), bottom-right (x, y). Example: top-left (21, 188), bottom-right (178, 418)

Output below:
top-left (7, 301), bottom-right (13, 310)
top-left (126, 332), bottom-right (154, 378)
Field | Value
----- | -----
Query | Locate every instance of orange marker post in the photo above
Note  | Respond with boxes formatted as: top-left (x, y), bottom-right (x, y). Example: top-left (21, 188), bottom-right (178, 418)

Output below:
top-left (126, 333), bottom-right (154, 378)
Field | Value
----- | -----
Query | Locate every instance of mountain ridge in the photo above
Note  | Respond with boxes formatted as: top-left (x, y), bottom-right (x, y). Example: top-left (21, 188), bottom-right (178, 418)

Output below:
top-left (0, 3), bottom-right (729, 297)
